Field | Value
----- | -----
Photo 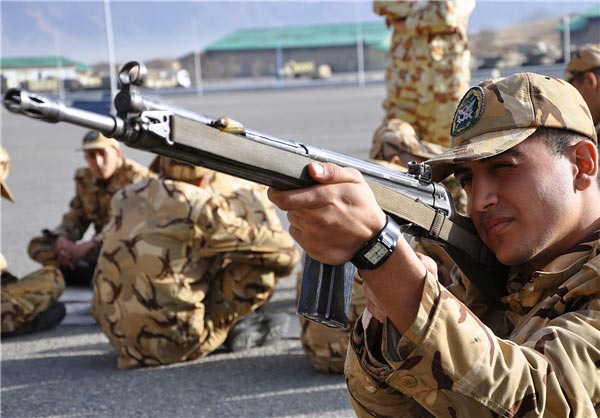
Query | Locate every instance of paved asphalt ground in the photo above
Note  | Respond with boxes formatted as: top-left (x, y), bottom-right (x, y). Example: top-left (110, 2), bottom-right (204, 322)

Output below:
top-left (0, 82), bottom-right (385, 418)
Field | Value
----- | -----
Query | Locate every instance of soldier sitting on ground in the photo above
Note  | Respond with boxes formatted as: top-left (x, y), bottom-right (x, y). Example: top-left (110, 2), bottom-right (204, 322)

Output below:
top-left (27, 131), bottom-right (154, 287)
top-left (1, 146), bottom-right (66, 338)
top-left (92, 157), bottom-right (299, 368)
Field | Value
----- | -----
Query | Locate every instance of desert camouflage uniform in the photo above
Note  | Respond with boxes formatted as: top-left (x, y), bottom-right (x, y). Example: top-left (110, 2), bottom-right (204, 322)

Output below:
top-left (0, 145), bottom-right (65, 335)
top-left (371, 0), bottom-right (474, 157)
top-left (346, 234), bottom-right (600, 417)
top-left (91, 174), bottom-right (299, 368)
top-left (28, 158), bottom-right (154, 266)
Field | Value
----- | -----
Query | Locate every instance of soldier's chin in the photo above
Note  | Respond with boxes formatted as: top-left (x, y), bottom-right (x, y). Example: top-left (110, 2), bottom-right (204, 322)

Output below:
top-left (92, 169), bottom-right (111, 180)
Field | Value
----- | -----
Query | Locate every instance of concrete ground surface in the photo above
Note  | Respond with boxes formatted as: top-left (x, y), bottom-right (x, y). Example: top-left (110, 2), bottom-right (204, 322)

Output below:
top-left (0, 83), bottom-right (385, 418)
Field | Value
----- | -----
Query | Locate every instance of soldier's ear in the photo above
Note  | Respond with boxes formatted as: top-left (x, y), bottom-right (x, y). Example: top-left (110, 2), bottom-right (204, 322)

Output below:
top-left (583, 71), bottom-right (599, 90)
top-left (572, 139), bottom-right (598, 191)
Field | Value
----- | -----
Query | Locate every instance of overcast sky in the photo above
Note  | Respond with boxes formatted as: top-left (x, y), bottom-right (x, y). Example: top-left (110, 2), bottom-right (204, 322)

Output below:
top-left (1, 1), bottom-right (597, 65)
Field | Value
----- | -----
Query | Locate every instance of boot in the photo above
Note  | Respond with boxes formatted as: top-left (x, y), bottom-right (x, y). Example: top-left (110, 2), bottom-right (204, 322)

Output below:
top-left (225, 311), bottom-right (290, 352)
top-left (1, 301), bottom-right (66, 338)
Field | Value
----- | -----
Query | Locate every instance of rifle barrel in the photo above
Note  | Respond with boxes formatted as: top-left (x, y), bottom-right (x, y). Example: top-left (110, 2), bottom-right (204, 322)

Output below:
top-left (3, 88), bottom-right (128, 139)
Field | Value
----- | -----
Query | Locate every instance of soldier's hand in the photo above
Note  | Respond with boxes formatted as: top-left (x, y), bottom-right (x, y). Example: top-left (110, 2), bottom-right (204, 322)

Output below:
top-left (56, 236), bottom-right (76, 268)
top-left (70, 241), bottom-right (98, 265)
top-left (268, 162), bottom-right (386, 266)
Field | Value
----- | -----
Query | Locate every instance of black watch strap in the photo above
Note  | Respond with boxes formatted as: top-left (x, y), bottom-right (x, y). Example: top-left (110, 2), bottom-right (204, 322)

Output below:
top-left (351, 215), bottom-right (401, 270)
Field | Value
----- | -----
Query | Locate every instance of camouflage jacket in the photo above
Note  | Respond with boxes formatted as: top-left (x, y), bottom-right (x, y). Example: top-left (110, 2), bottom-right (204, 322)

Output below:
top-left (49, 158), bottom-right (153, 242)
top-left (92, 174), bottom-right (299, 367)
top-left (346, 234), bottom-right (600, 417)
top-left (373, 0), bottom-right (474, 40)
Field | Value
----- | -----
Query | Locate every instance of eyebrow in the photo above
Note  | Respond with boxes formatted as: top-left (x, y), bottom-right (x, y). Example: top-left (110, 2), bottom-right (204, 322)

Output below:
top-left (453, 167), bottom-right (470, 177)
top-left (451, 148), bottom-right (525, 176)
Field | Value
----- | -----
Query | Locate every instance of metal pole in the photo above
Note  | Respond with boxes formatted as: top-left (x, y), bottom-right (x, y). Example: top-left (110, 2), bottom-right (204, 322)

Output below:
top-left (354, 3), bottom-right (365, 87)
top-left (53, 31), bottom-right (65, 101)
top-left (562, 15), bottom-right (571, 65)
top-left (104, 0), bottom-right (118, 115)
top-left (356, 23), bottom-right (365, 88)
top-left (276, 43), bottom-right (283, 82)
top-left (192, 17), bottom-right (203, 96)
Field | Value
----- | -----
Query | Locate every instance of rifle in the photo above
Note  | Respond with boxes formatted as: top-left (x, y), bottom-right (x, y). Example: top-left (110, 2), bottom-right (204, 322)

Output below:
top-left (3, 61), bottom-right (507, 328)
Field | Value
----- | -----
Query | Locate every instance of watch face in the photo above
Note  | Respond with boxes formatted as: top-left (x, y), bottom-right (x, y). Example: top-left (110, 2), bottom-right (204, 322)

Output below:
top-left (364, 242), bottom-right (389, 264)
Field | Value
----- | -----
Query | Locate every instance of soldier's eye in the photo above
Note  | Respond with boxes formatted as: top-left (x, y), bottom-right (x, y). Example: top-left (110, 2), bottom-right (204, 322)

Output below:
top-left (456, 174), bottom-right (471, 188)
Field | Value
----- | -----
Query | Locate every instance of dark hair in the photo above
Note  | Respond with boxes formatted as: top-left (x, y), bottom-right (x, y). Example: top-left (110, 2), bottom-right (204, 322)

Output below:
top-left (569, 66), bottom-right (600, 84)
top-left (537, 127), bottom-right (575, 155)
top-left (536, 127), bottom-right (600, 184)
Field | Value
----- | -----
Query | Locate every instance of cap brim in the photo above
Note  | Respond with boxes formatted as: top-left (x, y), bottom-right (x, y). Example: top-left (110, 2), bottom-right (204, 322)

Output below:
top-left (1, 180), bottom-right (15, 202)
top-left (78, 141), bottom-right (120, 151)
top-left (79, 144), bottom-right (112, 151)
top-left (427, 127), bottom-right (537, 182)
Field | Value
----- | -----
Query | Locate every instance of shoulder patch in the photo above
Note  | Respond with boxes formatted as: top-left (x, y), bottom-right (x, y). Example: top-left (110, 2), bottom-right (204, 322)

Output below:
top-left (451, 86), bottom-right (485, 137)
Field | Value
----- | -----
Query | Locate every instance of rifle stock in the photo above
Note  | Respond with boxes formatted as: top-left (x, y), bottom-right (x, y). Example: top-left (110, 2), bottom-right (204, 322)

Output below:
top-left (3, 61), bottom-right (507, 328)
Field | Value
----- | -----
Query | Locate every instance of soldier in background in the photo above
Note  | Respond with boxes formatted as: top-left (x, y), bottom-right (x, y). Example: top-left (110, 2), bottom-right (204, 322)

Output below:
top-left (27, 131), bottom-right (154, 286)
top-left (566, 43), bottom-right (600, 135)
top-left (92, 157), bottom-right (299, 368)
top-left (1, 146), bottom-right (66, 337)
top-left (371, 0), bottom-right (475, 166)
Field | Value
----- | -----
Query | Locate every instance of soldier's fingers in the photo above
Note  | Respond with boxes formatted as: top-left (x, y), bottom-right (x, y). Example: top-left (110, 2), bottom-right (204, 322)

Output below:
top-left (268, 163), bottom-right (365, 211)
top-left (308, 162), bottom-right (363, 185)
top-left (268, 184), bottom-right (331, 211)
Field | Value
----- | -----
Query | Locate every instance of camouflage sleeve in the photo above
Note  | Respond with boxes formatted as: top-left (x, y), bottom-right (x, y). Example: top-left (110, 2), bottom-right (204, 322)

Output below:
top-left (51, 169), bottom-right (92, 240)
top-left (373, 1), bottom-right (419, 20)
top-left (346, 271), bottom-right (600, 417)
top-left (404, 1), bottom-right (473, 37)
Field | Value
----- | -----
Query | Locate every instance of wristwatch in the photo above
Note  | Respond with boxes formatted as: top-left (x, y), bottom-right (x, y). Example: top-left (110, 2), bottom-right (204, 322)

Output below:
top-left (351, 215), bottom-right (401, 270)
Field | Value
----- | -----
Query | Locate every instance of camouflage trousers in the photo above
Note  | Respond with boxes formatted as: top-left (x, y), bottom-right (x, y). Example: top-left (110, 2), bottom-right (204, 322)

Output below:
top-left (384, 48), bottom-right (470, 146)
top-left (373, 34), bottom-right (471, 154)
top-left (1, 266), bottom-right (65, 334)
top-left (92, 260), bottom-right (277, 369)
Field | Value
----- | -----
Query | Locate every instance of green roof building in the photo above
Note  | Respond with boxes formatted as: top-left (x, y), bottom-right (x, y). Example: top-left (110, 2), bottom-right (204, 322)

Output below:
top-left (558, 4), bottom-right (600, 46)
top-left (1, 56), bottom-right (90, 72)
top-left (181, 21), bottom-right (391, 80)
top-left (205, 22), bottom-right (390, 52)
top-left (1, 56), bottom-right (92, 93)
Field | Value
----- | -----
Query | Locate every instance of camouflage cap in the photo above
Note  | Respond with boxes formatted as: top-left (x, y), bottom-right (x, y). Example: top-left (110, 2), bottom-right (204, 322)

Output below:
top-left (79, 130), bottom-right (120, 151)
top-left (426, 72), bottom-right (597, 182)
top-left (565, 44), bottom-right (600, 82)
top-left (0, 146), bottom-right (15, 202)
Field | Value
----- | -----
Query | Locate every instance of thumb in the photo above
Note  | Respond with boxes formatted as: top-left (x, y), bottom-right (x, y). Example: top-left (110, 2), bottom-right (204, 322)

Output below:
top-left (308, 162), bottom-right (362, 185)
